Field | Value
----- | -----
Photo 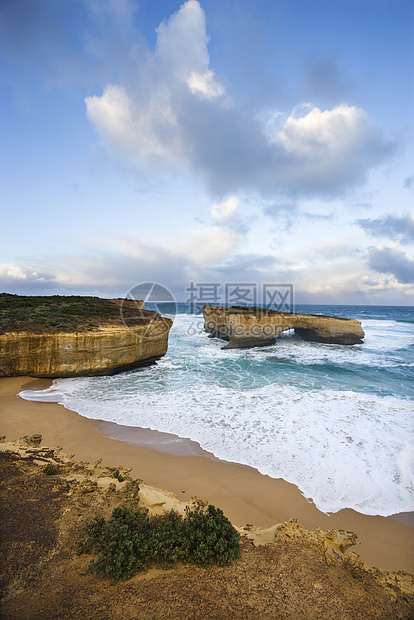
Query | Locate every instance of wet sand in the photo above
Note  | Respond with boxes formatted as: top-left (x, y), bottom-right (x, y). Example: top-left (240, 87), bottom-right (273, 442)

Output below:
top-left (0, 376), bottom-right (412, 573)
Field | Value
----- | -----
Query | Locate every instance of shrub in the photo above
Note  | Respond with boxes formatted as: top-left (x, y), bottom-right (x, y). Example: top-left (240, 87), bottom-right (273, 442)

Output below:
top-left (77, 503), bottom-right (240, 583)
top-left (149, 509), bottom-right (188, 567)
top-left (113, 468), bottom-right (125, 482)
top-left (183, 503), bottom-right (241, 568)
top-left (43, 463), bottom-right (58, 475)
top-left (78, 507), bottom-right (153, 582)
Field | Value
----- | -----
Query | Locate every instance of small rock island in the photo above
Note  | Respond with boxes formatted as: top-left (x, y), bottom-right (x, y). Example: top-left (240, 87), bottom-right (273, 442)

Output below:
top-left (0, 294), bottom-right (172, 377)
top-left (203, 305), bottom-right (364, 348)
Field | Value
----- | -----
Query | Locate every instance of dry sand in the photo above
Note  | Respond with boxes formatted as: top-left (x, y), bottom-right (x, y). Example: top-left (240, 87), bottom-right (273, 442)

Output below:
top-left (0, 376), bottom-right (412, 574)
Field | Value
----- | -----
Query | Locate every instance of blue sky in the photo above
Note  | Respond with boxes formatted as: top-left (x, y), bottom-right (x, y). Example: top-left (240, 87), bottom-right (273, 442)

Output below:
top-left (1, 0), bottom-right (413, 305)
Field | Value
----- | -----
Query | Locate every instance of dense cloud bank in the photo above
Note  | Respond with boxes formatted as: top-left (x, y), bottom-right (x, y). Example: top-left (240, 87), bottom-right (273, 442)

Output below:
top-left (85, 1), bottom-right (394, 199)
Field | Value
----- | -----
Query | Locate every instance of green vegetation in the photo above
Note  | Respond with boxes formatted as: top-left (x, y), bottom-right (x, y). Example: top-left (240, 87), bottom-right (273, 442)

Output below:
top-left (113, 468), bottom-right (125, 482)
top-left (0, 293), bottom-right (122, 333)
top-left (43, 463), bottom-right (59, 475)
top-left (230, 305), bottom-right (275, 317)
top-left (77, 504), bottom-right (241, 583)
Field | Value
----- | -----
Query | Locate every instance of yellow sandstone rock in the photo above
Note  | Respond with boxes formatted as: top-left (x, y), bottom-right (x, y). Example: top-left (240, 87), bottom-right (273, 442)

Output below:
top-left (0, 320), bottom-right (172, 377)
top-left (203, 305), bottom-right (364, 347)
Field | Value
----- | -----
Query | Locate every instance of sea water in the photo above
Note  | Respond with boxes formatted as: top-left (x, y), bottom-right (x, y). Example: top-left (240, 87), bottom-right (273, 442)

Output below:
top-left (20, 305), bottom-right (414, 517)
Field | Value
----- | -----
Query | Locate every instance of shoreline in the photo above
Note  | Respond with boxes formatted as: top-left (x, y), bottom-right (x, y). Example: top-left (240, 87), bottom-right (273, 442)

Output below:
top-left (1, 376), bottom-right (413, 573)
top-left (95, 418), bottom-right (414, 527)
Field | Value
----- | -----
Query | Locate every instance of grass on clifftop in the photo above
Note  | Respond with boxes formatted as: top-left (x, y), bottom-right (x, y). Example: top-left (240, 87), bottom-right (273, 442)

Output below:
top-left (0, 293), bottom-right (151, 334)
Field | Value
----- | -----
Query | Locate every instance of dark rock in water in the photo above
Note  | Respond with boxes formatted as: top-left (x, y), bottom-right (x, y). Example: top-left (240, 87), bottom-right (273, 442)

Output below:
top-left (222, 337), bottom-right (277, 349)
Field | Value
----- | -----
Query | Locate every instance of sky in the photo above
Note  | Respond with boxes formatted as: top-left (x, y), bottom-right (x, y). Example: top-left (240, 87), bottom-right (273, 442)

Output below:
top-left (0, 0), bottom-right (413, 305)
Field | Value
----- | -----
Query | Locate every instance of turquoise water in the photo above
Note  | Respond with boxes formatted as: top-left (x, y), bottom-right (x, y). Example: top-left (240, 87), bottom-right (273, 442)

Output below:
top-left (20, 305), bottom-right (414, 517)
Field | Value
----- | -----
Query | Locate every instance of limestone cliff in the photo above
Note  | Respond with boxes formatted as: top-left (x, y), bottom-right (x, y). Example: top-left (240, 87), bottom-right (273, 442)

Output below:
top-left (0, 295), bottom-right (172, 377)
top-left (0, 322), bottom-right (171, 377)
top-left (203, 305), bottom-right (364, 347)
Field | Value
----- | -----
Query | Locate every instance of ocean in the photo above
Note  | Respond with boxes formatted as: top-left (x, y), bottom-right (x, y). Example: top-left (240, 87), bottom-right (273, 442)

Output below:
top-left (20, 304), bottom-right (414, 518)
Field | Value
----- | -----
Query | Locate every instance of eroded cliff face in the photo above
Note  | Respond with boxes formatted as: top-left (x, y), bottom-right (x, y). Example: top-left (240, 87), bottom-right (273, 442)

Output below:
top-left (0, 319), bottom-right (172, 378)
top-left (203, 305), bottom-right (364, 347)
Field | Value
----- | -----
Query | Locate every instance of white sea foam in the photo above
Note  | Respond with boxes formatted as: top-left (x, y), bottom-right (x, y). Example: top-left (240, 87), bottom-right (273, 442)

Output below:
top-left (19, 311), bottom-right (414, 517)
top-left (20, 381), bottom-right (414, 516)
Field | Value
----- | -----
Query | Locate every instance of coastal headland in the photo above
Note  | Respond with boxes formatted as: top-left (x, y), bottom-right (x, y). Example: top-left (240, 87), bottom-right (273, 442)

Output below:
top-left (0, 294), bottom-right (172, 377)
top-left (203, 304), bottom-right (365, 347)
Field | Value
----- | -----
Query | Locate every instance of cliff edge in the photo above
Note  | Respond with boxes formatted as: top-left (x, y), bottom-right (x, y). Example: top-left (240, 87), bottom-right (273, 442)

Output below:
top-left (203, 305), bottom-right (364, 347)
top-left (0, 438), bottom-right (412, 620)
top-left (0, 294), bottom-right (172, 377)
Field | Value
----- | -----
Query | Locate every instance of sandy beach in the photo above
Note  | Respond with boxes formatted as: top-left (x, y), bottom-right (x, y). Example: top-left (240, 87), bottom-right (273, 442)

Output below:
top-left (0, 375), bottom-right (412, 574)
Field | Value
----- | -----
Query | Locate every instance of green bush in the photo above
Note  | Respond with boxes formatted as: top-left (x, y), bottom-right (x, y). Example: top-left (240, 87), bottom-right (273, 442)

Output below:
top-left (183, 503), bottom-right (241, 568)
top-left (77, 504), bottom-right (240, 583)
top-left (43, 463), bottom-right (59, 475)
top-left (80, 507), bottom-right (153, 582)
top-left (113, 468), bottom-right (125, 482)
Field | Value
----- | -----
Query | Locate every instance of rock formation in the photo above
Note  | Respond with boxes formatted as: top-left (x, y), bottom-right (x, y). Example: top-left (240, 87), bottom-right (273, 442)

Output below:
top-left (203, 305), bottom-right (364, 347)
top-left (0, 296), bottom-right (172, 377)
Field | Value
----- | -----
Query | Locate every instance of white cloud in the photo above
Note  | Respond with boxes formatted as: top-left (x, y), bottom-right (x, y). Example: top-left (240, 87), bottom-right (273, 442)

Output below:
top-left (155, 0), bottom-right (210, 79)
top-left (174, 225), bottom-right (238, 264)
top-left (274, 104), bottom-right (371, 159)
top-left (273, 103), bottom-right (391, 193)
top-left (116, 222), bottom-right (240, 267)
top-left (85, 0), bottom-right (394, 199)
top-left (85, 0), bottom-right (226, 169)
top-left (0, 224), bottom-right (239, 297)
top-left (188, 70), bottom-right (226, 100)
top-left (0, 264), bottom-right (54, 283)
top-left (86, 83), bottom-right (181, 160)
top-left (2, 240), bottom-right (413, 304)
top-left (211, 195), bottom-right (239, 219)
